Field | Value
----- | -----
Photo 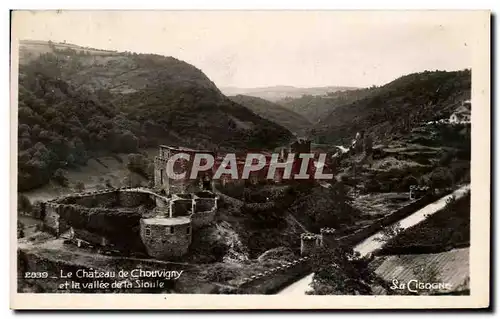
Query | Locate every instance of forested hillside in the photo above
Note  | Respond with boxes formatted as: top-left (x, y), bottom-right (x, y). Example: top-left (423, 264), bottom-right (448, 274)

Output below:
top-left (312, 70), bottom-right (471, 144)
top-left (17, 40), bottom-right (292, 191)
top-left (228, 95), bottom-right (312, 135)
top-left (278, 88), bottom-right (376, 123)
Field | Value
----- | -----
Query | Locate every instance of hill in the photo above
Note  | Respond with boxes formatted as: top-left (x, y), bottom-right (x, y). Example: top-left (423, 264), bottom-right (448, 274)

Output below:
top-left (313, 70), bottom-right (471, 145)
top-left (277, 88), bottom-right (376, 123)
top-left (17, 40), bottom-right (293, 191)
top-left (220, 85), bottom-right (358, 102)
top-left (228, 95), bottom-right (312, 135)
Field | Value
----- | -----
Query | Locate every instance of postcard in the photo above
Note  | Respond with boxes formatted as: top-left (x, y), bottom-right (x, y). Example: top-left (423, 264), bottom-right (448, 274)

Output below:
top-left (10, 10), bottom-right (490, 309)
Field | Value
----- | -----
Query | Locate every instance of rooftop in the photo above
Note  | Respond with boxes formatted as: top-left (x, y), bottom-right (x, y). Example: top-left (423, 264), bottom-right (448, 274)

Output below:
top-left (374, 247), bottom-right (469, 293)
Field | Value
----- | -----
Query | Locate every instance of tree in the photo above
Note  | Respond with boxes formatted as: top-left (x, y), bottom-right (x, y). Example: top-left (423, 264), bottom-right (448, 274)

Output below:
top-left (17, 221), bottom-right (25, 238)
top-left (308, 246), bottom-right (376, 295)
top-left (122, 172), bottom-right (143, 188)
top-left (119, 131), bottom-right (139, 153)
top-left (18, 194), bottom-right (32, 214)
top-left (105, 179), bottom-right (113, 188)
top-left (52, 168), bottom-right (68, 187)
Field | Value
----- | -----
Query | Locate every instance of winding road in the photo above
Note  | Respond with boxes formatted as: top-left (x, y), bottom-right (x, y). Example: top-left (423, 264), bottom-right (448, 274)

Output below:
top-left (277, 184), bottom-right (470, 295)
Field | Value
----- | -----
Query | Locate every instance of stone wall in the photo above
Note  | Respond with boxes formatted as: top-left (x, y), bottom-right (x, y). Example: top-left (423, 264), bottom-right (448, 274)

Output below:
top-left (298, 192), bottom-right (442, 252)
top-left (58, 191), bottom-right (119, 208)
top-left (191, 208), bottom-right (216, 229)
top-left (194, 199), bottom-right (215, 212)
top-left (320, 228), bottom-right (337, 249)
top-left (171, 199), bottom-right (193, 217)
top-left (237, 257), bottom-right (312, 294)
top-left (140, 219), bottom-right (192, 260)
top-left (118, 191), bottom-right (152, 207)
top-left (300, 233), bottom-right (319, 256)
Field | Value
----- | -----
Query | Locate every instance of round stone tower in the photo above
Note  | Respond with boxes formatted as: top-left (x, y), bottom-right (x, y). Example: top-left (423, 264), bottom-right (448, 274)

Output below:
top-left (320, 228), bottom-right (337, 249)
top-left (300, 233), bottom-right (319, 256)
top-left (140, 217), bottom-right (192, 260)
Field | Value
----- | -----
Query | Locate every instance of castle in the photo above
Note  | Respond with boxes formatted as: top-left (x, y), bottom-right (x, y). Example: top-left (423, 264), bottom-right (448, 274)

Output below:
top-left (39, 141), bottom-right (324, 260)
top-left (40, 145), bottom-right (219, 261)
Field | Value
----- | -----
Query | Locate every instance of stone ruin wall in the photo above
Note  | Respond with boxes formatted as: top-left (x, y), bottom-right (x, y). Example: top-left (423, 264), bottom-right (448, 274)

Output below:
top-left (237, 257), bottom-right (312, 294)
top-left (38, 186), bottom-right (219, 260)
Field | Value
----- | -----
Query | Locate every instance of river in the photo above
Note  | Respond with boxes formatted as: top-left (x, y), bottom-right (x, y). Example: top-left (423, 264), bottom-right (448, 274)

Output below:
top-left (277, 184), bottom-right (471, 295)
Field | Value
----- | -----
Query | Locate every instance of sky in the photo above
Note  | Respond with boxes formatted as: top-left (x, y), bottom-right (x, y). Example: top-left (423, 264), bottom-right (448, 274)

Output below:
top-left (13, 10), bottom-right (478, 88)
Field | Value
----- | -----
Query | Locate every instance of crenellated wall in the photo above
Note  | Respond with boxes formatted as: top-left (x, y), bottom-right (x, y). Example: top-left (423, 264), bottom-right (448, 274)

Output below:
top-left (300, 233), bottom-right (319, 256)
top-left (57, 191), bottom-right (118, 208)
top-left (298, 192), bottom-right (442, 252)
top-left (237, 257), bottom-right (312, 294)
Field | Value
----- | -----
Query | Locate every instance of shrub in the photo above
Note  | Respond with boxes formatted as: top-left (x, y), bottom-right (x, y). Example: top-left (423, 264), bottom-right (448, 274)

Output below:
top-left (399, 175), bottom-right (419, 192)
top-left (428, 167), bottom-right (454, 189)
top-left (308, 246), bottom-right (376, 295)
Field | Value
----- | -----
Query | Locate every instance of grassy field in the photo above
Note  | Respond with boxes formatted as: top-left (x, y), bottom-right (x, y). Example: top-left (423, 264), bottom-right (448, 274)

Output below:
top-left (21, 149), bottom-right (157, 202)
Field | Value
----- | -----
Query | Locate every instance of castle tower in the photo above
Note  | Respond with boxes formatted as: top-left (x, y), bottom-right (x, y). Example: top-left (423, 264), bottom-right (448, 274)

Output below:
top-left (154, 145), bottom-right (215, 194)
top-left (320, 228), bottom-right (338, 249)
top-left (140, 217), bottom-right (192, 260)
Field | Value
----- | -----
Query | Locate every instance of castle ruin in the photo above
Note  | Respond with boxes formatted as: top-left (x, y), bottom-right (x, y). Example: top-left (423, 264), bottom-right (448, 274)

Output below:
top-left (40, 145), bottom-right (219, 261)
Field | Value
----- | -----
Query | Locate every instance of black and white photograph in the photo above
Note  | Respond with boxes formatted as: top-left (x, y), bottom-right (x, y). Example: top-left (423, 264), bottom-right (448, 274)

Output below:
top-left (10, 10), bottom-right (490, 309)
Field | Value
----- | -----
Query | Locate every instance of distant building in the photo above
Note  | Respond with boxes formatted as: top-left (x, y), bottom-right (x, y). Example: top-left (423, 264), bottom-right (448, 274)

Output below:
top-left (449, 100), bottom-right (471, 124)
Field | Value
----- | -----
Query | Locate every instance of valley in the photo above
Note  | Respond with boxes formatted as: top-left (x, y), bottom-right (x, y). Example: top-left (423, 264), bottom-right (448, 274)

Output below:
top-left (16, 40), bottom-right (471, 296)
